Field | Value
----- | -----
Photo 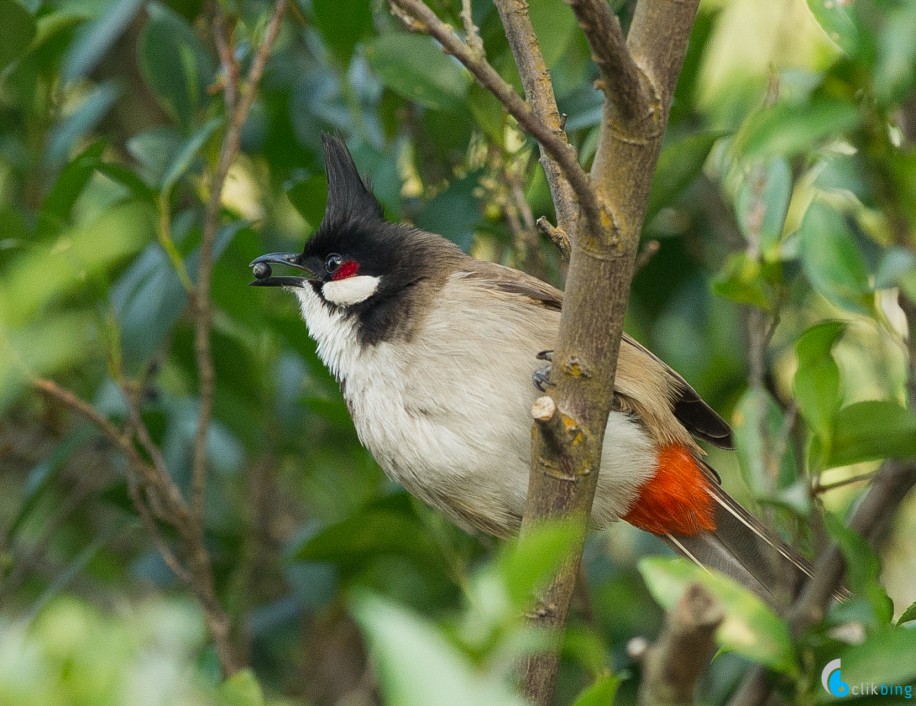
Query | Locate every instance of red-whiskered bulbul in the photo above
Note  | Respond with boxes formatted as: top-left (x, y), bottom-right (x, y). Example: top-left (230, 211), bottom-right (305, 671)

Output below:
top-left (251, 135), bottom-right (822, 603)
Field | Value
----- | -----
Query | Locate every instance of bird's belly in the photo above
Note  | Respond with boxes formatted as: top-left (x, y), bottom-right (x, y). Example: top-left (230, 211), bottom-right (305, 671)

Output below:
top-left (345, 368), bottom-right (531, 534)
top-left (341, 343), bottom-right (657, 536)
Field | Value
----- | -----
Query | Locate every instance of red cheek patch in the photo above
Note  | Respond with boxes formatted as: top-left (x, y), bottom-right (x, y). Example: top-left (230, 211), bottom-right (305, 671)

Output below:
top-left (331, 260), bottom-right (360, 280)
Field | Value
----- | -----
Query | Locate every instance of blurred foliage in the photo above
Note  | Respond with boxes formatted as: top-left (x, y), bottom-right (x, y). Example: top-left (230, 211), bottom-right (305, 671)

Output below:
top-left (0, 0), bottom-right (914, 704)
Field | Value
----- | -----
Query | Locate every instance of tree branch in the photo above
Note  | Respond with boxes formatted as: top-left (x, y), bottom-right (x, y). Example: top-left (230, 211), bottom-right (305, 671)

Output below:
top-left (537, 216), bottom-right (570, 259)
top-left (730, 460), bottom-right (916, 706)
top-left (730, 293), bottom-right (916, 706)
top-left (386, 2), bottom-right (699, 702)
top-left (191, 0), bottom-right (286, 528)
top-left (32, 376), bottom-right (242, 673)
top-left (493, 0), bottom-right (578, 238)
top-left (388, 0), bottom-right (603, 234)
top-left (25, 0), bottom-right (284, 684)
top-left (635, 584), bottom-right (723, 706)
top-left (566, 0), bottom-right (651, 122)
top-left (518, 1), bottom-right (700, 702)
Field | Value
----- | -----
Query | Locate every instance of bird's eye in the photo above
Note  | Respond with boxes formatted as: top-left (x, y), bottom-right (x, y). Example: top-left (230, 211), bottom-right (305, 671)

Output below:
top-left (325, 254), bottom-right (343, 273)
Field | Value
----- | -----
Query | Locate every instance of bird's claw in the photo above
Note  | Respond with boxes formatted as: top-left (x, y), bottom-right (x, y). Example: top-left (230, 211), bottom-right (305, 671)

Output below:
top-left (532, 350), bottom-right (554, 392)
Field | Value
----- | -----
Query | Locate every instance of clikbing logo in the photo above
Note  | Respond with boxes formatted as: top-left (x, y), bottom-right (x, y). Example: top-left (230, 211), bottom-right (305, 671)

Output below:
top-left (822, 659), bottom-right (850, 697)
top-left (821, 658), bottom-right (913, 700)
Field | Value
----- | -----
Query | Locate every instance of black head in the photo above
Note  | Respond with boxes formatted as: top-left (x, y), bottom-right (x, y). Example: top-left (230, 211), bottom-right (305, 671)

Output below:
top-left (251, 135), bottom-right (461, 343)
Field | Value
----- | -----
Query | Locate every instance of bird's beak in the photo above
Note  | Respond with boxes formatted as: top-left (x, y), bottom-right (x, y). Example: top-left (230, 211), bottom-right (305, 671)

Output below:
top-left (248, 252), bottom-right (318, 287)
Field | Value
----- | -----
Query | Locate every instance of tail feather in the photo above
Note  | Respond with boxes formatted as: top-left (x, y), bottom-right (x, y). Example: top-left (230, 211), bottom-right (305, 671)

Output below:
top-left (663, 471), bottom-right (848, 606)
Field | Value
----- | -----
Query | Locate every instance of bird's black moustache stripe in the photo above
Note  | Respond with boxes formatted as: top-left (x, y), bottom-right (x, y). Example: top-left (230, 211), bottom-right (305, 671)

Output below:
top-left (349, 275), bottom-right (432, 346)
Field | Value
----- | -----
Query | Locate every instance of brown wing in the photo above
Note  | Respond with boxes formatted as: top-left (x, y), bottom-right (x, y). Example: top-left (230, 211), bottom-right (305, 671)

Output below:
top-left (459, 259), bottom-right (733, 449)
top-left (461, 259), bottom-right (564, 311)
top-left (622, 335), bottom-right (733, 449)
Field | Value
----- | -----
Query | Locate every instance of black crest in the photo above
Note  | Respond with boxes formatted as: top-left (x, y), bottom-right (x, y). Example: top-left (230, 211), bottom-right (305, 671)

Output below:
top-left (321, 134), bottom-right (384, 226)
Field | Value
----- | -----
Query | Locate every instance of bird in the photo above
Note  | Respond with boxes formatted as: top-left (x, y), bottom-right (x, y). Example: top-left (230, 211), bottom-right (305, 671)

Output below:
top-left (251, 134), bottom-right (818, 604)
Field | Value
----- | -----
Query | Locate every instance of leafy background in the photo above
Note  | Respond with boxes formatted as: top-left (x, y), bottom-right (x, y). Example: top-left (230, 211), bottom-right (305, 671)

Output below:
top-left (0, 0), bottom-right (914, 703)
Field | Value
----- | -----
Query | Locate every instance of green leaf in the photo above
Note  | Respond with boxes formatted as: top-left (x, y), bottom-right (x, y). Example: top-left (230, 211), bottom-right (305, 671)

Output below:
top-left (732, 387), bottom-right (798, 492)
top-left (285, 173), bottom-right (329, 229)
top-left (571, 672), bottom-right (620, 706)
top-left (874, 3), bottom-right (916, 105)
top-left (44, 81), bottom-right (121, 168)
top-left (897, 602), bottom-right (916, 626)
top-left (806, 0), bottom-right (860, 55)
top-left (289, 497), bottom-right (442, 571)
top-left (160, 116), bottom-right (223, 192)
top-left (95, 162), bottom-right (156, 204)
top-left (37, 141), bottom-right (107, 238)
top-left (647, 131), bottom-right (724, 223)
top-left (312, 0), bottom-right (372, 64)
top-left (365, 33), bottom-right (471, 113)
top-left (218, 669), bottom-right (266, 706)
top-left (63, 0), bottom-right (144, 81)
top-left (815, 628), bottom-right (916, 704)
top-left (111, 243), bottom-right (188, 371)
top-left (712, 252), bottom-right (773, 310)
top-left (639, 557), bottom-right (798, 676)
top-left (415, 171), bottom-right (483, 251)
top-left (823, 513), bottom-right (893, 627)
top-left (137, 3), bottom-right (214, 129)
top-left (798, 202), bottom-right (872, 314)
top-left (0, 312), bottom-right (98, 410)
top-left (468, 81), bottom-right (505, 144)
top-left (0, 201), bottom-right (154, 328)
top-left (793, 321), bottom-right (844, 443)
top-left (351, 593), bottom-right (528, 706)
top-left (127, 127), bottom-right (183, 185)
top-left (736, 99), bottom-right (860, 159)
top-left (497, 521), bottom-right (579, 609)
top-left (5, 428), bottom-right (94, 542)
top-left (528, 0), bottom-right (578, 68)
top-left (736, 158), bottom-right (792, 256)
top-left (875, 246), bottom-right (916, 291)
top-left (827, 400), bottom-right (916, 468)
top-left (0, 0), bottom-right (36, 70)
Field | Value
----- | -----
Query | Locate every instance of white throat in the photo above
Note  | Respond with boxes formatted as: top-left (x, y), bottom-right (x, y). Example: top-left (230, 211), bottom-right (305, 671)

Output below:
top-left (293, 285), bottom-right (362, 381)
top-left (321, 275), bottom-right (380, 306)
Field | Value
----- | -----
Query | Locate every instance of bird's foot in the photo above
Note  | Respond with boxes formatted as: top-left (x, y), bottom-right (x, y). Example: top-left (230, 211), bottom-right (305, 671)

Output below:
top-left (533, 350), bottom-right (554, 392)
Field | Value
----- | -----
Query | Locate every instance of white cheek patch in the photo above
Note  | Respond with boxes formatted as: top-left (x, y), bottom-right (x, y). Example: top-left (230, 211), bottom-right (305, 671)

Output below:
top-left (322, 275), bottom-right (381, 306)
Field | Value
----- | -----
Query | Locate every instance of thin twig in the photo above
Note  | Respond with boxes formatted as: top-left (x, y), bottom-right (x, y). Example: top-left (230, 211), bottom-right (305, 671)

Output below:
top-left (732, 296), bottom-right (916, 706)
top-left (123, 470), bottom-right (193, 584)
top-left (566, 0), bottom-right (651, 121)
top-left (502, 153), bottom-right (542, 273)
top-left (459, 0), bottom-right (484, 57)
top-left (812, 469), bottom-right (878, 495)
top-left (184, 2), bottom-right (287, 676)
top-left (33, 379), bottom-right (154, 479)
top-left (634, 239), bottom-right (660, 271)
top-left (119, 379), bottom-right (170, 479)
top-left (157, 194), bottom-right (194, 291)
top-left (493, 0), bottom-right (579, 238)
top-left (730, 460), bottom-right (916, 706)
top-left (32, 377), bottom-right (193, 583)
top-left (388, 0), bottom-right (603, 234)
top-left (537, 217), bottom-right (570, 259)
top-left (191, 0), bottom-right (287, 527)
top-left (213, 14), bottom-right (239, 114)
top-left (637, 584), bottom-right (723, 706)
